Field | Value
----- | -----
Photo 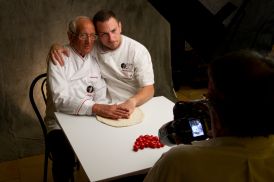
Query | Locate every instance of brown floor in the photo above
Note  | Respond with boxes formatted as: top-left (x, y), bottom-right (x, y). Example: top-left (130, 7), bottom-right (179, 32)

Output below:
top-left (0, 86), bottom-right (207, 182)
top-left (0, 155), bottom-right (89, 182)
top-left (175, 85), bottom-right (207, 101)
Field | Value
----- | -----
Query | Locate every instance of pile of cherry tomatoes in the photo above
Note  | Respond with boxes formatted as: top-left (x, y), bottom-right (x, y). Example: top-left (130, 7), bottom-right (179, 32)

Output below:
top-left (133, 135), bottom-right (164, 152)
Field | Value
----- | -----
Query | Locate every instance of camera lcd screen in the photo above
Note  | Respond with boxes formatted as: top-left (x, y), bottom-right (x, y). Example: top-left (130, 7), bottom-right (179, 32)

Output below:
top-left (189, 119), bottom-right (204, 137)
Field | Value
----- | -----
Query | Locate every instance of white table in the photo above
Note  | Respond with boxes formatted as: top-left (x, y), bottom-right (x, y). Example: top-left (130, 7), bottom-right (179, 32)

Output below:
top-left (54, 96), bottom-right (174, 181)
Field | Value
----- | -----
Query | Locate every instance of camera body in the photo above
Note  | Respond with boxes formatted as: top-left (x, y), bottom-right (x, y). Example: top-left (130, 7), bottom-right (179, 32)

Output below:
top-left (159, 100), bottom-right (210, 146)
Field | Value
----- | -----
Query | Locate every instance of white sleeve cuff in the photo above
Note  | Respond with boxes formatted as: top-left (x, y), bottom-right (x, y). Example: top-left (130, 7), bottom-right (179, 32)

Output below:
top-left (76, 99), bottom-right (95, 116)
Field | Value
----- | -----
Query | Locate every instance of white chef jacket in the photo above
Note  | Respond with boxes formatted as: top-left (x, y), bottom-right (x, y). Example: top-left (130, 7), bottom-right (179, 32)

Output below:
top-left (96, 35), bottom-right (154, 103)
top-left (45, 45), bottom-right (107, 132)
top-left (144, 136), bottom-right (274, 182)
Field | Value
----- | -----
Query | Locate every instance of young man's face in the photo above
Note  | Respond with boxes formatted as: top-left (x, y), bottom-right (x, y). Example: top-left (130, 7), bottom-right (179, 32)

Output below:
top-left (96, 17), bottom-right (122, 50)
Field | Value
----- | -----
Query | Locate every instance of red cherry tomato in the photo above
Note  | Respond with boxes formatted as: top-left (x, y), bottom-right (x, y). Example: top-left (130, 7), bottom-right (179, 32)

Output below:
top-left (133, 134), bottom-right (165, 152)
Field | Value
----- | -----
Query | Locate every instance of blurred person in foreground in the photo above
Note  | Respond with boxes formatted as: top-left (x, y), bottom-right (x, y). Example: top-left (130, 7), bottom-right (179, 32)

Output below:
top-left (144, 50), bottom-right (274, 182)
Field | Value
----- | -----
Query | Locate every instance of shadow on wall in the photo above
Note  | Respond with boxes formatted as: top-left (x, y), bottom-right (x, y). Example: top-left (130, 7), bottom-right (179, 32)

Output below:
top-left (0, 0), bottom-right (175, 162)
top-left (0, 92), bottom-right (44, 162)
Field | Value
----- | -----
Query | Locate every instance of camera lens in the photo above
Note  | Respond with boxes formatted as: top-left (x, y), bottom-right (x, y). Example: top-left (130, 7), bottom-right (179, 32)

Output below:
top-left (158, 121), bottom-right (177, 146)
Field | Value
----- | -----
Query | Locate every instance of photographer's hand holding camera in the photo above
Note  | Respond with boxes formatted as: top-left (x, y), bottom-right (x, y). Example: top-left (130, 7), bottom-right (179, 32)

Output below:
top-left (145, 50), bottom-right (274, 182)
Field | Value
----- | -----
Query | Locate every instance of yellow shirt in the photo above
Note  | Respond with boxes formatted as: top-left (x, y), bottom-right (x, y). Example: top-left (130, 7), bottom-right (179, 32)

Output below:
top-left (144, 136), bottom-right (274, 182)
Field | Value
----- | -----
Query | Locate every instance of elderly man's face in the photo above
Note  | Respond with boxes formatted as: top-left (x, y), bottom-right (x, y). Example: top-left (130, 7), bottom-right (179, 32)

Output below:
top-left (69, 19), bottom-right (96, 57)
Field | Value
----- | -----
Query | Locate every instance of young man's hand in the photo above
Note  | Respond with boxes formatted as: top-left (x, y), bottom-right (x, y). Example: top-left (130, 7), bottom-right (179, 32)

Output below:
top-left (48, 43), bottom-right (69, 66)
top-left (117, 98), bottom-right (137, 115)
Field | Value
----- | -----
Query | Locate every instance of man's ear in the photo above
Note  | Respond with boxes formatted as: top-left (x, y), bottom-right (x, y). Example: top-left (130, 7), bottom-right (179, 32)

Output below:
top-left (118, 21), bottom-right (122, 33)
top-left (67, 31), bottom-right (73, 42)
top-left (210, 106), bottom-right (229, 137)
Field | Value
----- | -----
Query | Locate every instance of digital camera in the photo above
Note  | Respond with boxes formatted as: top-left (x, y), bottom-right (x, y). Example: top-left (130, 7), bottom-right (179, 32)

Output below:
top-left (159, 100), bottom-right (211, 146)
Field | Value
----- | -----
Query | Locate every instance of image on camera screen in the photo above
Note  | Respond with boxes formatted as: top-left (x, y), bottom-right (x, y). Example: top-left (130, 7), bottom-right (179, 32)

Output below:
top-left (189, 119), bottom-right (204, 137)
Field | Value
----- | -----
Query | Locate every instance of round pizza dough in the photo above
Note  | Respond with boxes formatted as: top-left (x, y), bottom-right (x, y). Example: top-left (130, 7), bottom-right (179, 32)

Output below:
top-left (96, 107), bottom-right (144, 127)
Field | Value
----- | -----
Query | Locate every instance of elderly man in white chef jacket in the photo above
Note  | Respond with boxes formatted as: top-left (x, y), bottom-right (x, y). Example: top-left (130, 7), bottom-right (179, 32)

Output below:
top-left (45, 16), bottom-right (129, 182)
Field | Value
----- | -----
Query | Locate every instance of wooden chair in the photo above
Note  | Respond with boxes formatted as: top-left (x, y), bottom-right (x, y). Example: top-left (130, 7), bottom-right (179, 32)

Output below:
top-left (29, 73), bottom-right (81, 181)
top-left (29, 73), bottom-right (49, 182)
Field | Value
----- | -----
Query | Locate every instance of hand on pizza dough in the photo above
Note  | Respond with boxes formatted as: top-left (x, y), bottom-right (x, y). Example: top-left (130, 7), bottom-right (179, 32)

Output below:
top-left (92, 103), bottom-right (130, 120)
top-left (117, 98), bottom-right (136, 115)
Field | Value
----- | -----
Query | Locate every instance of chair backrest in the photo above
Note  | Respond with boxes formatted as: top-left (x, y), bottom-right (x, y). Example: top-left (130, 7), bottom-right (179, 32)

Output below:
top-left (29, 73), bottom-right (48, 139)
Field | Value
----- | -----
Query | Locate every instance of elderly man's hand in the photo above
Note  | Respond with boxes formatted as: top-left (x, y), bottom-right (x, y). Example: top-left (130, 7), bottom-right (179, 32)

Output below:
top-left (92, 104), bottom-right (130, 120)
top-left (48, 43), bottom-right (69, 66)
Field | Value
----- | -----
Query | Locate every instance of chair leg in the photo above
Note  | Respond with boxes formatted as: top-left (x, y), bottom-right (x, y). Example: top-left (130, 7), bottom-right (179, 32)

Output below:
top-left (44, 151), bottom-right (49, 182)
top-left (76, 158), bottom-right (80, 171)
